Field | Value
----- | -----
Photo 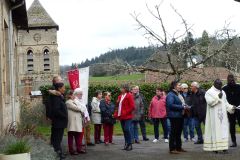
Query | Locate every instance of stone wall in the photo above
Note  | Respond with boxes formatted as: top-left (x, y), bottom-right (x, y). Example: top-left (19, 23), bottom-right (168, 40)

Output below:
top-left (0, 0), bottom-right (21, 135)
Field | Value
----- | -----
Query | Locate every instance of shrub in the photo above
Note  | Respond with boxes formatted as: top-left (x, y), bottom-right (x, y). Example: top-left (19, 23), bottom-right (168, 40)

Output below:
top-left (20, 99), bottom-right (46, 127)
top-left (4, 139), bottom-right (30, 155)
top-left (39, 81), bottom-right (213, 118)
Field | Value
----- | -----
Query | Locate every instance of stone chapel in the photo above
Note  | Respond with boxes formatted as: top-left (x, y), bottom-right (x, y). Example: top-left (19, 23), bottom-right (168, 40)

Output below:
top-left (18, 0), bottom-right (60, 92)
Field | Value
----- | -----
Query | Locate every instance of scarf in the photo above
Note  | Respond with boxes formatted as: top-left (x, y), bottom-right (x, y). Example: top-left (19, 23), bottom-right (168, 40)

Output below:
top-left (118, 93), bottom-right (127, 117)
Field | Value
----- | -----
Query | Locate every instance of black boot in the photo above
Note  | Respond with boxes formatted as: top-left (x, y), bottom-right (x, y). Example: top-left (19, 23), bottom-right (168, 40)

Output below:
top-left (222, 150), bottom-right (228, 154)
top-left (122, 143), bottom-right (127, 150)
top-left (143, 137), bottom-right (149, 141)
top-left (230, 142), bottom-right (237, 147)
top-left (125, 143), bottom-right (133, 151)
top-left (56, 151), bottom-right (66, 160)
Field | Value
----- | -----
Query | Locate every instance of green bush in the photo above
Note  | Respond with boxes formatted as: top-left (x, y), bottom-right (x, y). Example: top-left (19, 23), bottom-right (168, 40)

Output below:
top-left (39, 81), bottom-right (213, 114)
top-left (4, 139), bottom-right (30, 155)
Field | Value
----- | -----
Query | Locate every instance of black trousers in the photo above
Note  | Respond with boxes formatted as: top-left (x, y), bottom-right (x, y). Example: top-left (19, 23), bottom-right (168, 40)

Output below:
top-left (50, 126), bottom-right (53, 145)
top-left (169, 118), bottom-right (184, 151)
top-left (152, 118), bottom-right (168, 139)
top-left (52, 128), bottom-right (65, 152)
top-left (228, 111), bottom-right (240, 143)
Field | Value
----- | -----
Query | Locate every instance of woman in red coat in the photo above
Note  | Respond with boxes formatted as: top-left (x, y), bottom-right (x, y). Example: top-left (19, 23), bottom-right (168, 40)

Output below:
top-left (114, 84), bottom-right (135, 151)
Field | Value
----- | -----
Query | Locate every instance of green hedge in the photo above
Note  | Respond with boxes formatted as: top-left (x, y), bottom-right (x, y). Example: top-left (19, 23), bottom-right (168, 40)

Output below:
top-left (39, 81), bottom-right (213, 110)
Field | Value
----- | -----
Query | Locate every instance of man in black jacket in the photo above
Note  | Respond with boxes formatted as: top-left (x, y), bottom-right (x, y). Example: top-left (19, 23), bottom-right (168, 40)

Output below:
top-left (222, 74), bottom-right (240, 147)
top-left (51, 82), bottom-right (68, 160)
top-left (189, 82), bottom-right (207, 144)
top-left (44, 76), bottom-right (63, 146)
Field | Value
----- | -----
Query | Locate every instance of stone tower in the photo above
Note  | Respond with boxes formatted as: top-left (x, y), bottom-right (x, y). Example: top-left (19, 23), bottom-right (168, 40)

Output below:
top-left (18, 0), bottom-right (59, 92)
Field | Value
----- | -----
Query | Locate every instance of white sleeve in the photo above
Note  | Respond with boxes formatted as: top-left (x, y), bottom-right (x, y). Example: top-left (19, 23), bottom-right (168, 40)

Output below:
top-left (205, 91), bottom-right (221, 107)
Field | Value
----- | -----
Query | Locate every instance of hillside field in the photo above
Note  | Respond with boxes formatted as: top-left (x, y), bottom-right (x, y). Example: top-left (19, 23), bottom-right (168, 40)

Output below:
top-left (89, 73), bottom-right (145, 83)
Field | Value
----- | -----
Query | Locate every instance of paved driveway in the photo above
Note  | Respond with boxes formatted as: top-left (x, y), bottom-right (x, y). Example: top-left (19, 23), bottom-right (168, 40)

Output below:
top-left (63, 136), bottom-right (240, 160)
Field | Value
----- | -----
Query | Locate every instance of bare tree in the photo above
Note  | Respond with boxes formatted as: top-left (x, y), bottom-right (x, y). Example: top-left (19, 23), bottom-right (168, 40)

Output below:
top-left (131, 2), bottom-right (236, 80)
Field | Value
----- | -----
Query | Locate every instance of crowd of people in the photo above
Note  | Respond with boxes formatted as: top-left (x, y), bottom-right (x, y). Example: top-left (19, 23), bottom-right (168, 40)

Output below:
top-left (45, 74), bottom-right (240, 160)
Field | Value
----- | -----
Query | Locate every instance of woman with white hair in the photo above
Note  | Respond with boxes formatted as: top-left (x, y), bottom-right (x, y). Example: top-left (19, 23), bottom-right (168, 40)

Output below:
top-left (73, 88), bottom-right (91, 152)
top-left (66, 90), bottom-right (85, 155)
top-left (180, 83), bottom-right (195, 142)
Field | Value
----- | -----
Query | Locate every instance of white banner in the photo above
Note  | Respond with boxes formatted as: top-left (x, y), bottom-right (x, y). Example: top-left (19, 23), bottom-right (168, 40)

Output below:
top-left (79, 67), bottom-right (89, 105)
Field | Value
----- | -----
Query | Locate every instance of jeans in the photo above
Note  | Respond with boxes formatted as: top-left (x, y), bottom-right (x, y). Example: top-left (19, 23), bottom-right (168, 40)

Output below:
top-left (167, 118), bottom-right (171, 137)
top-left (152, 118), bottom-right (168, 139)
top-left (139, 119), bottom-right (147, 139)
top-left (183, 117), bottom-right (194, 139)
top-left (131, 121), bottom-right (139, 141)
top-left (121, 119), bottom-right (133, 144)
top-left (103, 123), bottom-right (114, 143)
top-left (169, 118), bottom-right (184, 151)
top-left (194, 117), bottom-right (204, 141)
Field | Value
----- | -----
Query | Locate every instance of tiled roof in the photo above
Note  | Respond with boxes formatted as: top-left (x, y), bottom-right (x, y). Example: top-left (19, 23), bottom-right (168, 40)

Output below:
top-left (27, 0), bottom-right (58, 30)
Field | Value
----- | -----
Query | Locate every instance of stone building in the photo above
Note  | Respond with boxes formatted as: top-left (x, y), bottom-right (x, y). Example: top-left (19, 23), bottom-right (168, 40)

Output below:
top-left (18, 0), bottom-right (59, 92)
top-left (0, 0), bottom-right (28, 134)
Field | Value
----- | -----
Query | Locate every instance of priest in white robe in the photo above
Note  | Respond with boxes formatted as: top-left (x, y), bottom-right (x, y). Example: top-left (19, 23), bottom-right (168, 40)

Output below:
top-left (204, 79), bottom-right (236, 152)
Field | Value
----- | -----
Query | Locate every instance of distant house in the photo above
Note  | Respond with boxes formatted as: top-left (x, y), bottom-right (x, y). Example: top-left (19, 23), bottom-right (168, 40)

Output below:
top-left (186, 55), bottom-right (204, 68)
top-left (0, 0), bottom-right (28, 134)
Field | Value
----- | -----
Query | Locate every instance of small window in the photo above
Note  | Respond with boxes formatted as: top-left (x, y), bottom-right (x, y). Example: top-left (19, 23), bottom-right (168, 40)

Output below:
top-left (27, 50), bottom-right (33, 56)
top-left (43, 49), bottom-right (50, 71)
top-left (27, 50), bottom-right (34, 72)
top-left (44, 49), bottom-right (49, 55)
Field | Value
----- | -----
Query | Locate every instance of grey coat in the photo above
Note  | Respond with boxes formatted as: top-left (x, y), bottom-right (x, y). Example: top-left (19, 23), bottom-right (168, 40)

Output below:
top-left (132, 93), bottom-right (144, 121)
top-left (91, 97), bottom-right (102, 124)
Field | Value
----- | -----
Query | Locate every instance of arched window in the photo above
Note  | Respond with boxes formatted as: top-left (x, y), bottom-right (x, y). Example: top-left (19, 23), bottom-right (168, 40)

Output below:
top-left (27, 50), bottom-right (34, 72)
top-left (43, 49), bottom-right (50, 71)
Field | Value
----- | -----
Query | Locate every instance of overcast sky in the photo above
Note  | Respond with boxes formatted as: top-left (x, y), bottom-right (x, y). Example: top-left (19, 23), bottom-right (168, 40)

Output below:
top-left (25, 0), bottom-right (240, 65)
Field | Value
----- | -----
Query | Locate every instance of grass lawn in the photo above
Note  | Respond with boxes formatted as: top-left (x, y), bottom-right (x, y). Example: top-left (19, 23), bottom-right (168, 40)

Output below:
top-left (90, 74), bottom-right (144, 83)
top-left (36, 121), bottom-right (240, 139)
top-left (36, 121), bottom-right (156, 138)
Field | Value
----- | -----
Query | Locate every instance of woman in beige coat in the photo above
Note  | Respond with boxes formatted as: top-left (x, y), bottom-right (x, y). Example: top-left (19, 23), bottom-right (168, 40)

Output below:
top-left (66, 91), bottom-right (86, 155)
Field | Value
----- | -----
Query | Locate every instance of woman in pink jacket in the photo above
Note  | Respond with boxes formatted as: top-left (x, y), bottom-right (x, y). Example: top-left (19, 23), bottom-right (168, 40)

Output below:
top-left (148, 87), bottom-right (168, 143)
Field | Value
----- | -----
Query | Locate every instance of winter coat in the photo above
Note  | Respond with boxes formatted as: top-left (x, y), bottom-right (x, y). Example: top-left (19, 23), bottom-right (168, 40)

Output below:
top-left (74, 98), bottom-right (91, 126)
top-left (100, 100), bottom-right (116, 124)
top-left (132, 93), bottom-right (144, 121)
top-left (66, 99), bottom-right (84, 132)
top-left (91, 97), bottom-right (102, 124)
top-left (188, 89), bottom-right (207, 122)
top-left (166, 90), bottom-right (184, 118)
top-left (114, 92), bottom-right (135, 120)
top-left (44, 86), bottom-right (55, 119)
top-left (148, 95), bottom-right (167, 119)
top-left (181, 92), bottom-right (192, 117)
top-left (51, 95), bottom-right (68, 128)
top-left (222, 84), bottom-right (240, 106)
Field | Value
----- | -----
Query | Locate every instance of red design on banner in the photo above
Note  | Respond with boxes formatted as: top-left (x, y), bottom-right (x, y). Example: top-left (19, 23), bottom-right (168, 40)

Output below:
top-left (67, 69), bottom-right (79, 90)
